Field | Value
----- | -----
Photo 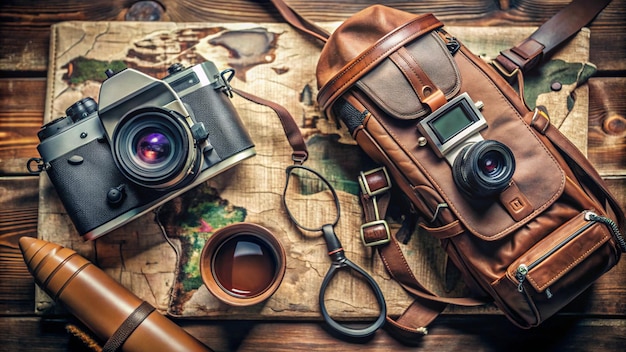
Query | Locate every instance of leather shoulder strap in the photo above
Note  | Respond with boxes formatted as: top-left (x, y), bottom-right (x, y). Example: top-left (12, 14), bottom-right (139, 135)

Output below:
top-left (494, 0), bottom-right (612, 76)
top-left (358, 168), bottom-right (486, 340)
top-left (269, 0), bottom-right (329, 42)
top-left (232, 88), bottom-right (309, 164)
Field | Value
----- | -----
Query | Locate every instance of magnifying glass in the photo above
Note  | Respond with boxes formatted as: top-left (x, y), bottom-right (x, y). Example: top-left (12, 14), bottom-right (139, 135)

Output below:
top-left (282, 165), bottom-right (386, 339)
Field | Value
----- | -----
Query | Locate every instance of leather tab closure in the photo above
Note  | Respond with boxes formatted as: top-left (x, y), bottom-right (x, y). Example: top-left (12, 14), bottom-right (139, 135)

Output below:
top-left (390, 47), bottom-right (447, 112)
top-left (499, 181), bottom-right (534, 222)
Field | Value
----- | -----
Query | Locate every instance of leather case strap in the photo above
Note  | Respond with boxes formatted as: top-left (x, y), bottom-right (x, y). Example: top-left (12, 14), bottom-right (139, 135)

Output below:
top-left (232, 88), bottom-right (309, 164)
top-left (358, 168), bottom-right (486, 339)
top-left (317, 14), bottom-right (443, 111)
top-left (270, 0), bottom-right (329, 43)
top-left (494, 0), bottom-right (612, 76)
top-left (102, 301), bottom-right (155, 352)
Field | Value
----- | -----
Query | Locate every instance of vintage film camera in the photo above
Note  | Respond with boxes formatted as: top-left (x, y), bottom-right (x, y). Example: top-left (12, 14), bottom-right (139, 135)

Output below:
top-left (417, 92), bottom-right (516, 199)
top-left (33, 61), bottom-right (255, 240)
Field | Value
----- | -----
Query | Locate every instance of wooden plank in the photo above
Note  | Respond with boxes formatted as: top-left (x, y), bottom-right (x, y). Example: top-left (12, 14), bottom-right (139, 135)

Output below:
top-left (0, 0), bottom-right (624, 73)
top-left (0, 316), bottom-right (625, 352)
top-left (588, 78), bottom-right (626, 177)
top-left (0, 78), bottom-right (45, 175)
top-left (0, 176), bottom-right (38, 314)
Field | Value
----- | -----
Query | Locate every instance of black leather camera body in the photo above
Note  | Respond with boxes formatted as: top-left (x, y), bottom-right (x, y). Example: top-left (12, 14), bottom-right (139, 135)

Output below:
top-left (35, 61), bottom-right (255, 240)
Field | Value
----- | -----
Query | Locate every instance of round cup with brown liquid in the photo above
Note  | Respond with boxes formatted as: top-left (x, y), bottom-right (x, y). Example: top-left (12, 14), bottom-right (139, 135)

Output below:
top-left (200, 223), bottom-right (286, 306)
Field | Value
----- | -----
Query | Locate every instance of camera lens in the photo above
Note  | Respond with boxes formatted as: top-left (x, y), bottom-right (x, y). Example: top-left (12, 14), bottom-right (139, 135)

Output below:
top-left (113, 107), bottom-right (197, 189)
top-left (135, 131), bottom-right (172, 165)
top-left (452, 140), bottom-right (515, 198)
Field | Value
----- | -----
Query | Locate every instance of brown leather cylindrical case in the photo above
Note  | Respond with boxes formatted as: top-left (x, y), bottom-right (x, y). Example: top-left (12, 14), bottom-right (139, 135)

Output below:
top-left (19, 237), bottom-right (212, 352)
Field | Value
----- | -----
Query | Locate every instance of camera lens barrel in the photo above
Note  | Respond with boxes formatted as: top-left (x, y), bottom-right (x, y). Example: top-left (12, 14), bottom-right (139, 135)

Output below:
top-left (452, 140), bottom-right (516, 198)
top-left (113, 107), bottom-right (198, 189)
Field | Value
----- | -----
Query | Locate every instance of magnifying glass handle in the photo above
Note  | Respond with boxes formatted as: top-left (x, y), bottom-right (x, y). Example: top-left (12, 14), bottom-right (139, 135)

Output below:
top-left (318, 226), bottom-right (387, 339)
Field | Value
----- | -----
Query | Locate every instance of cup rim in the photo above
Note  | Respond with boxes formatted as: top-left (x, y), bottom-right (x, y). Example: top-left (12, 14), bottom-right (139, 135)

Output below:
top-left (200, 222), bottom-right (286, 306)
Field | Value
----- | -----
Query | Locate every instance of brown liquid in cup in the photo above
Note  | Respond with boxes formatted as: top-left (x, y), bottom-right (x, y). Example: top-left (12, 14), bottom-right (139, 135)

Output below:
top-left (212, 234), bottom-right (277, 297)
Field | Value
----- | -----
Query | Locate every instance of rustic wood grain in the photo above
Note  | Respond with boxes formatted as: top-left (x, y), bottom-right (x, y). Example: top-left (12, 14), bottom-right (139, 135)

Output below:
top-left (588, 78), bottom-right (626, 176)
top-left (0, 176), bottom-right (38, 314)
top-left (1, 0), bottom-right (624, 73)
top-left (0, 79), bottom-right (46, 175)
top-left (0, 0), bottom-right (625, 351)
top-left (2, 315), bottom-right (626, 352)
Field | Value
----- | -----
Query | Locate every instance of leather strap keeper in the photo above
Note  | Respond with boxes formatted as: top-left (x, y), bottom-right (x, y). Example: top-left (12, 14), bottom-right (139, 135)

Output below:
top-left (496, 38), bottom-right (544, 75)
top-left (360, 220), bottom-right (391, 247)
top-left (359, 167), bottom-right (392, 197)
top-left (529, 106), bottom-right (551, 135)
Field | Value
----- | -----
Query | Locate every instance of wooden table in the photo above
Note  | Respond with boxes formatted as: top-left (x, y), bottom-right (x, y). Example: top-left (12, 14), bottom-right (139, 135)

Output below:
top-left (1, 1), bottom-right (625, 351)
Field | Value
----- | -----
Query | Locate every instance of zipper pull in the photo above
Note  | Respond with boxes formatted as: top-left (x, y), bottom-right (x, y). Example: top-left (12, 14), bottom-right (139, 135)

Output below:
top-left (585, 210), bottom-right (626, 252)
top-left (583, 211), bottom-right (598, 221)
top-left (445, 36), bottom-right (460, 55)
top-left (435, 29), bottom-right (460, 55)
top-left (515, 264), bottom-right (529, 292)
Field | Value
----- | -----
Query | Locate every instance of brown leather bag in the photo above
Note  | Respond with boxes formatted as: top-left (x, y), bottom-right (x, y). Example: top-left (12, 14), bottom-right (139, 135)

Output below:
top-left (271, 0), bottom-right (625, 340)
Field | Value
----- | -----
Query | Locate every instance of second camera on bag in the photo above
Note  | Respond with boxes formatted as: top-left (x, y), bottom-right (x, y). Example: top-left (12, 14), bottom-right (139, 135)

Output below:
top-left (417, 92), bottom-right (516, 200)
top-left (35, 61), bottom-right (255, 240)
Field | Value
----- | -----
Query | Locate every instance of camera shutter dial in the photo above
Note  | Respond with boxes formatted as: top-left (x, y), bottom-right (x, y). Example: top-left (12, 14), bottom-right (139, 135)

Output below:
top-left (66, 97), bottom-right (98, 122)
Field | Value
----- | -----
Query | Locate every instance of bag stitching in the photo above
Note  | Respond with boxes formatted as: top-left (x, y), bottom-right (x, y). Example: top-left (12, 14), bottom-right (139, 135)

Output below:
top-left (527, 229), bottom-right (610, 291)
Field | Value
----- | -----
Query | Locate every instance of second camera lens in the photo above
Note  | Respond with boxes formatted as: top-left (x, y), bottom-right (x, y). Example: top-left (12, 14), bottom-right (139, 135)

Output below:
top-left (452, 140), bottom-right (515, 199)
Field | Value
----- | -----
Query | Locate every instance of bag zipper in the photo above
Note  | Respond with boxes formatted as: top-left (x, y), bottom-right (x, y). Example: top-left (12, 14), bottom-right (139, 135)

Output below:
top-left (435, 29), bottom-right (460, 55)
top-left (514, 211), bottom-right (611, 295)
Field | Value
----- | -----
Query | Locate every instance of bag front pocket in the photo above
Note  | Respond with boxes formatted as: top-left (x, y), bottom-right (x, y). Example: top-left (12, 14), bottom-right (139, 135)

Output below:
top-left (493, 211), bottom-right (620, 327)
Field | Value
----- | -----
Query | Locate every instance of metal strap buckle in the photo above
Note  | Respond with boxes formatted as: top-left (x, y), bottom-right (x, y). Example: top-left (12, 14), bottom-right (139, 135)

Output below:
top-left (360, 219), bottom-right (391, 247)
top-left (530, 107), bottom-right (551, 134)
top-left (358, 167), bottom-right (391, 197)
top-left (491, 59), bottom-right (519, 80)
top-left (359, 191), bottom-right (391, 247)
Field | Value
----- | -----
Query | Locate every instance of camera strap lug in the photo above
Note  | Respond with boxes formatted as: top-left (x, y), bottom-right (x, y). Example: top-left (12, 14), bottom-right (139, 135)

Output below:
top-left (27, 157), bottom-right (48, 174)
top-left (218, 68), bottom-right (236, 98)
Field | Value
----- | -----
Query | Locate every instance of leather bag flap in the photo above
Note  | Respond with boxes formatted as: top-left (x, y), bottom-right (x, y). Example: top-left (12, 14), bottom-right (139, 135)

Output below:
top-left (355, 32), bottom-right (460, 120)
top-left (315, 6), bottom-right (446, 111)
